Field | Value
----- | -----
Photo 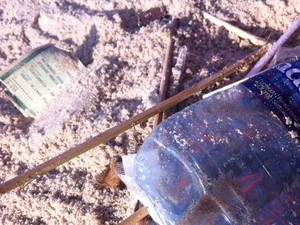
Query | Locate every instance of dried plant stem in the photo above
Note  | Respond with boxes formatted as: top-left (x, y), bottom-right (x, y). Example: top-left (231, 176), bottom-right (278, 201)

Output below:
top-left (152, 18), bottom-right (179, 127)
top-left (132, 201), bottom-right (148, 225)
top-left (131, 19), bottom-right (180, 224)
top-left (203, 11), bottom-right (266, 46)
top-left (0, 45), bottom-right (269, 194)
top-left (119, 207), bottom-right (149, 225)
top-left (247, 16), bottom-right (300, 77)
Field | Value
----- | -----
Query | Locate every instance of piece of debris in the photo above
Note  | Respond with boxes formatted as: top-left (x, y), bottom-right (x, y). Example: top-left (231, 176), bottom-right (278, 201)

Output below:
top-left (202, 11), bottom-right (266, 46)
top-left (119, 206), bottom-right (149, 225)
top-left (137, 7), bottom-right (168, 27)
top-left (96, 160), bottom-right (124, 189)
top-left (247, 16), bottom-right (300, 77)
top-left (152, 18), bottom-right (179, 128)
top-left (0, 44), bottom-right (85, 118)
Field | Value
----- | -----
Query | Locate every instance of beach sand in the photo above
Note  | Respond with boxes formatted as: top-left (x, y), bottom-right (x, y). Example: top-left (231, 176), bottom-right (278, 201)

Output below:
top-left (0, 0), bottom-right (299, 224)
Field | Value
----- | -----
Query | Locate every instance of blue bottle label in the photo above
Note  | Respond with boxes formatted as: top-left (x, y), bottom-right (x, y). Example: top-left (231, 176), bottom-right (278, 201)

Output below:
top-left (242, 60), bottom-right (300, 137)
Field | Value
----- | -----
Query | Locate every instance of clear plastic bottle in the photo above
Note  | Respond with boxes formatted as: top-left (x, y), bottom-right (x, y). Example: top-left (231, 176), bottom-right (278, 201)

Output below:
top-left (133, 57), bottom-right (300, 224)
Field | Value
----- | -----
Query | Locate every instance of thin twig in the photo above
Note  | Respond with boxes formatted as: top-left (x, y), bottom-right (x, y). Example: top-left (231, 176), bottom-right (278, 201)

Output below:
top-left (119, 207), bottom-right (149, 225)
top-left (152, 18), bottom-right (179, 127)
top-left (132, 19), bottom-right (180, 224)
top-left (203, 11), bottom-right (266, 46)
top-left (132, 201), bottom-right (148, 225)
top-left (247, 16), bottom-right (300, 77)
top-left (0, 45), bottom-right (269, 194)
top-left (165, 45), bottom-right (188, 118)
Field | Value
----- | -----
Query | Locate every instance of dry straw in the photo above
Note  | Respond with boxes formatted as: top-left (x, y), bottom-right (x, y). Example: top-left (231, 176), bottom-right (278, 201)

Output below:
top-left (0, 45), bottom-right (268, 194)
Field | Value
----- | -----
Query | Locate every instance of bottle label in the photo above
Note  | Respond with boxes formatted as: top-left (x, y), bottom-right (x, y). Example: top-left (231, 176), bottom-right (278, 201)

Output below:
top-left (242, 60), bottom-right (300, 137)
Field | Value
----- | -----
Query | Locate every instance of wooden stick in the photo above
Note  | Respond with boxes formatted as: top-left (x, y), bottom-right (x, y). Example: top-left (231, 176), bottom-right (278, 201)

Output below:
top-left (132, 19), bottom-right (179, 223)
top-left (153, 18), bottom-right (179, 127)
top-left (119, 207), bottom-right (149, 225)
top-left (247, 16), bottom-right (300, 77)
top-left (203, 11), bottom-right (266, 46)
top-left (164, 45), bottom-right (188, 120)
top-left (0, 45), bottom-right (269, 194)
top-left (132, 202), bottom-right (148, 225)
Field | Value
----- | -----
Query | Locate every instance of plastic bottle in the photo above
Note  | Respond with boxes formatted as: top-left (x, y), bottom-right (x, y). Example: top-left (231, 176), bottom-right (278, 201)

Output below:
top-left (133, 55), bottom-right (300, 224)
